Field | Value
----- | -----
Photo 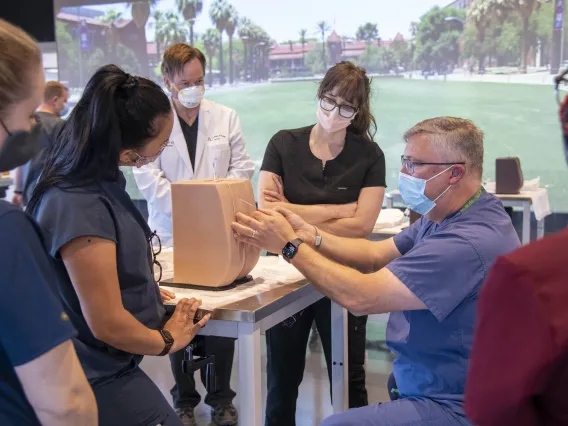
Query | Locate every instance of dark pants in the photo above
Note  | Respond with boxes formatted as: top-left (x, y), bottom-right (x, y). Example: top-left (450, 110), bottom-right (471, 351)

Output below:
top-left (93, 366), bottom-right (182, 426)
top-left (169, 336), bottom-right (237, 409)
top-left (265, 297), bottom-right (368, 426)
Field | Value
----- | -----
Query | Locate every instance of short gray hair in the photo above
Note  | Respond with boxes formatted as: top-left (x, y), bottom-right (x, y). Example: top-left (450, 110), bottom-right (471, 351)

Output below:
top-left (404, 117), bottom-right (484, 179)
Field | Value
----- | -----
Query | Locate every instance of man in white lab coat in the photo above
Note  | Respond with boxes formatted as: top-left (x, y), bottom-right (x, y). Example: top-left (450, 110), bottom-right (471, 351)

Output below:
top-left (133, 44), bottom-right (254, 426)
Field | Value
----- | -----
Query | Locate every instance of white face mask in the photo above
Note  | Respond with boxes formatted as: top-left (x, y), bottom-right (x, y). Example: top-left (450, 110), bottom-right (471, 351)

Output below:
top-left (176, 85), bottom-right (205, 109)
top-left (316, 105), bottom-right (355, 133)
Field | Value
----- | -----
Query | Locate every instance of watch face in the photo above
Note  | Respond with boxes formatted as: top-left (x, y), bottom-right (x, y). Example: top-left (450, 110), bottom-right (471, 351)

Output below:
top-left (282, 242), bottom-right (297, 259)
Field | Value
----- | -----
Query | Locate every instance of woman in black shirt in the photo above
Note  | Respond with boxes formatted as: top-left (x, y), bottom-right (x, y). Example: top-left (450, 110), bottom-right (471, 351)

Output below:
top-left (259, 61), bottom-right (386, 426)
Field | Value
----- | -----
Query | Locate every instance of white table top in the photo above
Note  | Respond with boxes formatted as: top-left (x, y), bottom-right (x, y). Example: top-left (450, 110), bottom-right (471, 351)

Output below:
top-left (158, 249), bottom-right (307, 311)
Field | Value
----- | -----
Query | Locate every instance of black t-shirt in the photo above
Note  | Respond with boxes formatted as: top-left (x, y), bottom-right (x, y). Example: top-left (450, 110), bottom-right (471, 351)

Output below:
top-left (0, 201), bottom-right (75, 425)
top-left (31, 172), bottom-right (165, 385)
top-left (261, 125), bottom-right (386, 205)
top-left (178, 114), bottom-right (199, 169)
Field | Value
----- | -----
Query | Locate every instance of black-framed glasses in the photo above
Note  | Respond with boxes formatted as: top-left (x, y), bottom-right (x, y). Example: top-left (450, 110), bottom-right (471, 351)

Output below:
top-left (149, 231), bottom-right (162, 283)
top-left (320, 96), bottom-right (358, 118)
top-left (401, 155), bottom-right (465, 175)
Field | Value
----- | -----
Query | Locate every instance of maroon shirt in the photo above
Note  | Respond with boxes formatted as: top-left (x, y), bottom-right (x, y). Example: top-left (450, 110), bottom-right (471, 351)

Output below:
top-left (465, 228), bottom-right (568, 426)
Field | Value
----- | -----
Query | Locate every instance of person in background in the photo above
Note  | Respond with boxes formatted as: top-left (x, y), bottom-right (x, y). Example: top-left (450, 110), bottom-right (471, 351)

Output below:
top-left (28, 64), bottom-right (209, 426)
top-left (0, 18), bottom-right (97, 426)
top-left (134, 43), bottom-right (254, 426)
top-left (233, 117), bottom-right (521, 426)
top-left (258, 61), bottom-right (386, 426)
top-left (464, 71), bottom-right (568, 426)
top-left (12, 81), bottom-right (68, 207)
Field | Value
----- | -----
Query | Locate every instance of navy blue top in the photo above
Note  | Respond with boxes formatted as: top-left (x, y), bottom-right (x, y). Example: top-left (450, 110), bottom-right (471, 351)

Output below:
top-left (0, 201), bottom-right (75, 425)
top-left (32, 171), bottom-right (165, 384)
top-left (385, 191), bottom-right (520, 420)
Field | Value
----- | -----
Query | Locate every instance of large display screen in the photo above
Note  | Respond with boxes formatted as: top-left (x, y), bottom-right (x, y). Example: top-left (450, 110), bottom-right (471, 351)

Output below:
top-left (53, 0), bottom-right (567, 210)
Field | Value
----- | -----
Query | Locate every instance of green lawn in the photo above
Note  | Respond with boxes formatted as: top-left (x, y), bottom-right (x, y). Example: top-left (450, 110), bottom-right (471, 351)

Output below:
top-left (124, 78), bottom-right (568, 212)
top-left (207, 79), bottom-right (568, 212)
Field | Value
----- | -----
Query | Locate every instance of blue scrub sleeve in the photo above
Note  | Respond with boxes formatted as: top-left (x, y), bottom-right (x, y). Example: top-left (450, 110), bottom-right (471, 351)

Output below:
top-left (387, 231), bottom-right (485, 322)
top-left (0, 210), bottom-right (75, 367)
top-left (35, 189), bottom-right (117, 258)
top-left (392, 218), bottom-right (423, 255)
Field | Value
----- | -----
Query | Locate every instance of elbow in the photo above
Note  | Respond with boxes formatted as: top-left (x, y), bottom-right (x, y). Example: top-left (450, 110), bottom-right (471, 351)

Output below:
top-left (47, 383), bottom-right (97, 425)
top-left (342, 295), bottom-right (373, 316)
top-left (89, 317), bottom-right (121, 346)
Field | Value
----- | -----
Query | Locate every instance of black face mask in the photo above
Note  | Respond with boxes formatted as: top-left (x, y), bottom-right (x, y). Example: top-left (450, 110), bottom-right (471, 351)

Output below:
top-left (0, 120), bottom-right (42, 172)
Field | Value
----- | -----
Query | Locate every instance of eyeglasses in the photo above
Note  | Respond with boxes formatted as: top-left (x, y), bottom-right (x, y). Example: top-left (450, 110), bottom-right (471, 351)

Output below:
top-left (401, 155), bottom-right (465, 175)
top-left (149, 231), bottom-right (162, 283)
top-left (320, 96), bottom-right (358, 118)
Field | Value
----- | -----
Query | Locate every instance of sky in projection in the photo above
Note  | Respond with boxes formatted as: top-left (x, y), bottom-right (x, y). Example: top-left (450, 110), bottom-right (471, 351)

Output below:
top-left (87, 0), bottom-right (445, 43)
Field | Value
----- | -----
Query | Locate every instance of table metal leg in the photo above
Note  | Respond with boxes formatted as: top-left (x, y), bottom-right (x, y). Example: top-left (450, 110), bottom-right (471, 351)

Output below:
top-left (237, 322), bottom-right (262, 426)
top-left (537, 218), bottom-right (545, 240)
top-left (386, 198), bottom-right (393, 209)
top-left (330, 300), bottom-right (348, 413)
top-left (522, 202), bottom-right (531, 245)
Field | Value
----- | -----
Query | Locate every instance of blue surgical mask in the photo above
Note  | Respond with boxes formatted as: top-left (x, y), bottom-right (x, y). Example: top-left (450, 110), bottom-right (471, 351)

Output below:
top-left (398, 165), bottom-right (454, 215)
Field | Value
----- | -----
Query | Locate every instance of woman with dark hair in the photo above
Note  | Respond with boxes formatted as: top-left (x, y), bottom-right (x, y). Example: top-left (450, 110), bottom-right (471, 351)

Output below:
top-left (28, 64), bottom-right (209, 426)
top-left (258, 61), bottom-right (386, 426)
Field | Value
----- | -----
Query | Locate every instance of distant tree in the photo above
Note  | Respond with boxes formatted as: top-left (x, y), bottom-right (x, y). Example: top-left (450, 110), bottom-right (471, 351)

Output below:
top-left (202, 28), bottom-right (220, 87)
top-left (304, 42), bottom-right (329, 74)
top-left (225, 4), bottom-right (239, 84)
top-left (356, 22), bottom-right (379, 45)
top-left (414, 6), bottom-right (465, 71)
top-left (316, 21), bottom-right (331, 69)
top-left (391, 39), bottom-right (412, 70)
top-left (177, 0), bottom-right (203, 46)
top-left (156, 11), bottom-right (188, 50)
top-left (130, 0), bottom-right (158, 28)
top-left (210, 0), bottom-right (231, 85)
top-left (299, 29), bottom-right (308, 67)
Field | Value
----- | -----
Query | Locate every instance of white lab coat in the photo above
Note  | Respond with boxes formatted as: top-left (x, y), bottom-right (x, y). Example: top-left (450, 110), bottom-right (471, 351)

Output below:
top-left (133, 98), bottom-right (255, 246)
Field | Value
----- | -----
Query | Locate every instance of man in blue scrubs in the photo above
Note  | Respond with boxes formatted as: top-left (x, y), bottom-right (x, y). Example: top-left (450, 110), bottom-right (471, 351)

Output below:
top-left (232, 117), bottom-right (521, 425)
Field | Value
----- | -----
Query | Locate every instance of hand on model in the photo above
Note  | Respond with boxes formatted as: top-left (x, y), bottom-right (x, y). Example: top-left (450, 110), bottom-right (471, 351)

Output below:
top-left (164, 298), bottom-right (210, 353)
top-left (232, 208), bottom-right (296, 254)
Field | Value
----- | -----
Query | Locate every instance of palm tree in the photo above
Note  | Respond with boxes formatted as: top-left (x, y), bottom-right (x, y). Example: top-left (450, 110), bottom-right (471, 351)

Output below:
top-left (151, 11), bottom-right (164, 59)
top-left (176, 0), bottom-right (203, 46)
top-left (202, 28), bottom-right (220, 87)
top-left (99, 10), bottom-right (123, 63)
top-left (299, 29), bottom-right (308, 68)
top-left (130, 0), bottom-right (158, 28)
top-left (156, 12), bottom-right (188, 51)
top-left (316, 21), bottom-right (330, 69)
top-left (210, 0), bottom-right (231, 85)
top-left (225, 5), bottom-right (239, 84)
top-left (238, 17), bottom-right (253, 80)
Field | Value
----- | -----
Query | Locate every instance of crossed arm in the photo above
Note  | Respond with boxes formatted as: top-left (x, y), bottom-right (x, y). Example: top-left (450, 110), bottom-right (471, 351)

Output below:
top-left (258, 171), bottom-right (384, 238)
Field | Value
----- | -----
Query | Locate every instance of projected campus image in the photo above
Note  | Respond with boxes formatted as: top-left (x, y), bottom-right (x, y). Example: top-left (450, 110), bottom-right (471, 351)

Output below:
top-left (53, 0), bottom-right (568, 211)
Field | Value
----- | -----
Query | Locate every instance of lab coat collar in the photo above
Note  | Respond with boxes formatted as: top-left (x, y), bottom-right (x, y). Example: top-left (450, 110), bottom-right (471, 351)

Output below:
top-left (170, 98), bottom-right (212, 178)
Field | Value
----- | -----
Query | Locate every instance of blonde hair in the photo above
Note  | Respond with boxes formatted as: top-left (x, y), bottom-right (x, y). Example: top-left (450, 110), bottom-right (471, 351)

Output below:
top-left (0, 19), bottom-right (41, 118)
top-left (404, 117), bottom-right (485, 179)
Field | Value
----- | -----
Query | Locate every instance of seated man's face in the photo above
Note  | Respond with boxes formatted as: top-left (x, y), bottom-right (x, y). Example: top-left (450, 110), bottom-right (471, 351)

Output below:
top-left (401, 134), bottom-right (456, 202)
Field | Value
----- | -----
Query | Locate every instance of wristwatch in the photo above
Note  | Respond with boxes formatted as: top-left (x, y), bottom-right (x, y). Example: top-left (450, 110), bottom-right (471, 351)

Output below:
top-left (157, 329), bottom-right (174, 356)
top-left (282, 238), bottom-right (304, 263)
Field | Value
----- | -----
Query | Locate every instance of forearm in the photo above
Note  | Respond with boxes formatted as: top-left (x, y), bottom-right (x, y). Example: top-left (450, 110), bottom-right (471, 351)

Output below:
top-left (93, 309), bottom-right (164, 356)
top-left (262, 201), bottom-right (341, 224)
top-left (318, 217), bottom-right (374, 238)
top-left (304, 227), bottom-right (378, 273)
top-left (290, 244), bottom-right (370, 314)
